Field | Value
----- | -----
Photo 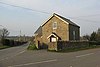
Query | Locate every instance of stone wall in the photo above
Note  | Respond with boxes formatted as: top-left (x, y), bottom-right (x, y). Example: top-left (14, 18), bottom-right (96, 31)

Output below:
top-left (48, 41), bottom-right (89, 51)
top-left (48, 42), bottom-right (58, 51)
top-left (57, 41), bottom-right (89, 50)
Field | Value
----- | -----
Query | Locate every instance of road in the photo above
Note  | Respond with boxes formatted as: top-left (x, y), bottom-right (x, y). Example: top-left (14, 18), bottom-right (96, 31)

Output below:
top-left (0, 43), bottom-right (100, 67)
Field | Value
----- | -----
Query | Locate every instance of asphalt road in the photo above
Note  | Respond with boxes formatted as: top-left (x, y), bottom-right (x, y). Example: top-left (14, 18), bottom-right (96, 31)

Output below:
top-left (0, 43), bottom-right (100, 67)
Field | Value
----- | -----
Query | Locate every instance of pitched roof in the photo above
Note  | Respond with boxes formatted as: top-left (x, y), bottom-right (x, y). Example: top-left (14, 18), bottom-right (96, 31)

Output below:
top-left (41, 13), bottom-right (80, 27)
top-left (34, 13), bottom-right (80, 34)
top-left (47, 32), bottom-right (61, 40)
top-left (34, 26), bottom-right (42, 35)
top-left (54, 13), bottom-right (80, 27)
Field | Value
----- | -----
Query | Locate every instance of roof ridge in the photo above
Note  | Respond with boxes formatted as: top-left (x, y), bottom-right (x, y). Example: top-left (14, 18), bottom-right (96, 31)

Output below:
top-left (54, 13), bottom-right (80, 27)
top-left (54, 13), bottom-right (70, 20)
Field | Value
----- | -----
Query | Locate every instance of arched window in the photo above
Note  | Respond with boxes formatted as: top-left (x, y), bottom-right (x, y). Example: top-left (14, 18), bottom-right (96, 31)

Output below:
top-left (53, 22), bottom-right (57, 29)
top-left (73, 31), bottom-right (75, 40)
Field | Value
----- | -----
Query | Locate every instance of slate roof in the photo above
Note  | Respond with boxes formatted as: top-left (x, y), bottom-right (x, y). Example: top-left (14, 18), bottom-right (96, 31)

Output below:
top-left (34, 26), bottom-right (42, 35)
top-left (54, 13), bottom-right (80, 27)
top-left (34, 13), bottom-right (80, 34)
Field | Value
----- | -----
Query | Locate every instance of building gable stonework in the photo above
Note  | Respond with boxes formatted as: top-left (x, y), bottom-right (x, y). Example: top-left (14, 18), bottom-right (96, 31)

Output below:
top-left (34, 13), bottom-right (80, 49)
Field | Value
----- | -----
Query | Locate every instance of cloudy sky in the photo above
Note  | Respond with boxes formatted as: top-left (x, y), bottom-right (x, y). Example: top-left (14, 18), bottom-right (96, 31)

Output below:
top-left (0, 0), bottom-right (100, 36)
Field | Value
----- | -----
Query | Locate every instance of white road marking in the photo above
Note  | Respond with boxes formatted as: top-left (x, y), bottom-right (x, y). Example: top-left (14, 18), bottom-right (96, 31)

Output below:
top-left (0, 50), bottom-right (26, 61)
top-left (76, 53), bottom-right (94, 58)
top-left (18, 50), bottom-right (26, 54)
top-left (8, 59), bottom-right (57, 67)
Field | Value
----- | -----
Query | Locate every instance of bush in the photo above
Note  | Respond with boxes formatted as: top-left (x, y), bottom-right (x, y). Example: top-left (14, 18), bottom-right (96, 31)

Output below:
top-left (1, 39), bottom-right (10, 46)
top-left (27, 42), bottom-right (37, 50)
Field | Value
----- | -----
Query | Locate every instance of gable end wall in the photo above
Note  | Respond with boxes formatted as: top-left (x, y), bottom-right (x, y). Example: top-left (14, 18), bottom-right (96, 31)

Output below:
top-left (42, 16), bottom-right (69, 44)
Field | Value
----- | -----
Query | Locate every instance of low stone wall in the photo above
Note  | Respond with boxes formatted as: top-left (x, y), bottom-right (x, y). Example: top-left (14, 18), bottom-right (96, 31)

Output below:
top-left (48, 42), bottom-right (57, 51)
top-left (48, 41), bottom-right (89, 51)
top-left (57, 41), bottom-right (89, 50)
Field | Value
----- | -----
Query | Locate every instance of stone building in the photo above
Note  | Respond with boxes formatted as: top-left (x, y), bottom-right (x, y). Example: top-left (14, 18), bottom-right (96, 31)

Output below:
top-left (34, 13), bottom-right (80, 49)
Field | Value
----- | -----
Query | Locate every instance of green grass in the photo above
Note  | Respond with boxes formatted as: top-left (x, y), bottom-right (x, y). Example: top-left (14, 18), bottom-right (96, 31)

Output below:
top-left (27, 42), bottom-right (38, 50)
top-left (0, 45), bottom-right (10, 50)
top-left (27, 45), bottom-right (37, 50)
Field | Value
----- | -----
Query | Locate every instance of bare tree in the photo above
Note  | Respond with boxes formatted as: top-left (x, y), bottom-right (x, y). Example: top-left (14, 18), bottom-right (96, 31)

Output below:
top-left (0, 28), bottom-right (9, 40)
top-left (97, 28), bottom-right (100, 41)
top-left (82, 35), bottom-right (90, 41)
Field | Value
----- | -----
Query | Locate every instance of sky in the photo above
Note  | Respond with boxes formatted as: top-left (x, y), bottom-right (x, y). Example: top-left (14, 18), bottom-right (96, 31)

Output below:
top-left (0, 0), bottom-right (100, 36)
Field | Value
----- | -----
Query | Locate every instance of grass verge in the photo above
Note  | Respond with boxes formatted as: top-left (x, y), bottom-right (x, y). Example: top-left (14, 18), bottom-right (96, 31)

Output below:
top-left (0, 45), bottom-right (11, 50)
top-left (27, 42), bottom-right (38, 50)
